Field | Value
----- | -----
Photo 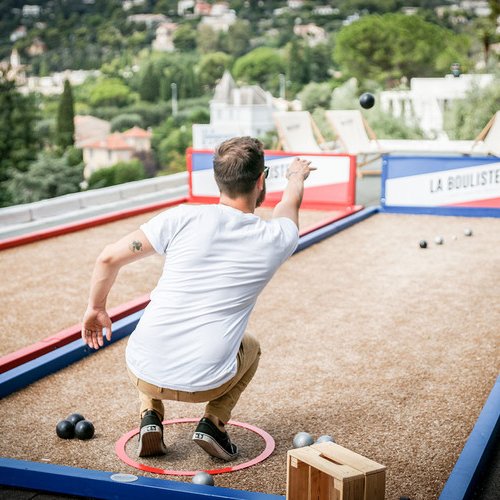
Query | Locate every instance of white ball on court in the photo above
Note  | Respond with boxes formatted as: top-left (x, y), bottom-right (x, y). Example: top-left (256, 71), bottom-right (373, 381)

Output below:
top-left (293, 431), bottom-right (314, 448)
top-left (316, 435), bottom-right (336, 444)
top-left (192, 471), bottom-right (214, 485)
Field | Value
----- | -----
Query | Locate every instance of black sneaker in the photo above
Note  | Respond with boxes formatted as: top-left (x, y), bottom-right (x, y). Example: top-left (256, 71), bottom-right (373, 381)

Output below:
top-left (192, 417), bottom-right (238, 461)
top-left (137, 410), bottom-right (167, 457)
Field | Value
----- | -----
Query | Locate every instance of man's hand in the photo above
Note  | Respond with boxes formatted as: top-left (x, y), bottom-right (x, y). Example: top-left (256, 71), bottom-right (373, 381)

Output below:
top-left (82, 308), bottom-right (112, 350)
top-left (81, 228), bottom-right (154, 350)
top-left (285, 157), bottom-right (317, 181)
top-left (272, 157), bottom-right (317, 227)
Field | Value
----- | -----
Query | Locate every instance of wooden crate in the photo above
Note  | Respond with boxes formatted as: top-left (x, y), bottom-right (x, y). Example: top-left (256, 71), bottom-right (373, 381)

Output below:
top-left (287, 442), bottom-right (386, 500)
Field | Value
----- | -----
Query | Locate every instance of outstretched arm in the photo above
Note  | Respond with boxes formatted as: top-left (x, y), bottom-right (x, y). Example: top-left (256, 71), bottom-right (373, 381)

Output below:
top-left (272, 157), bottom-right (316, 228)
top-left (82, 229), bottom-right (155, 349)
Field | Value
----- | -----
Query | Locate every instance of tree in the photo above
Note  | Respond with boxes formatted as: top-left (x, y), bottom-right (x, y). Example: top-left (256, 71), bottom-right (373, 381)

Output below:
top-left (285, 39), bottom-right (310, 92)
top-left (173, 25), bottom-right (197, 52)
top-left (139, 63), bottom-right (160, 102)
top-left (489, 0), bottom-right (500, 21)
top-left (35, 118), bottom-right (56, 148)
top-left (308, 43), bottom-right (333, 82)
top-left (232, 47), bottom-right (285, 93)
top-left (445, 79), bottom-right (500, 140)
top-left (334, 14), bottom-right (470, 85)
top-left (0, 71), bottom-right (39, 206)
top-left (110, 113), bottom-right (144, 132)
top-left (89, 78), bottom-right (136, 107)
top-left (87, 159), bottom-right (146, 189)
top-left (6, 151), bottom-right (84, 204)
top-left (298, 82), bottom-right (333, 111)
top-left (472, 17), bottom-right (497, 66)
top-left (162, 57), bottom-right (201, 99)
top-left (153, 0), bottom-right (178, 15)
top-left (56, 79), bottom-right (75, 150)
top-left (153, 116), bottom-right (191, 173)
top-left (114, 159), bottom-right (147, 185)
top-left (221, 20), bottom-right (252, 57)
top-left (197, 52), bottom-right (233, 90)
top-left (158, 126), bottom-right (191, 173)
top-left (196, 25), bottom-right (221, 54)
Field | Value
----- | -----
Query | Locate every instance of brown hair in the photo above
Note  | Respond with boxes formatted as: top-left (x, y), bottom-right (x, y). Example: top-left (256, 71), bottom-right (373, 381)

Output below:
top-left (213, 137), bottom-right (265, 197)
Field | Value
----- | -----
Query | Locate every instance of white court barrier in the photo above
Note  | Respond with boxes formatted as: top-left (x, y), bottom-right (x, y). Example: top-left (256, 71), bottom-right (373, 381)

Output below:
top-left (0, 172), bottom-right (188, 228)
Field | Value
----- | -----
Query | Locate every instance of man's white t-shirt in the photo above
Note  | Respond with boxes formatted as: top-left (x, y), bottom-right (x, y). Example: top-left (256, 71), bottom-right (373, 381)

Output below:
top-left (125, 203), bottom-right (299, 392)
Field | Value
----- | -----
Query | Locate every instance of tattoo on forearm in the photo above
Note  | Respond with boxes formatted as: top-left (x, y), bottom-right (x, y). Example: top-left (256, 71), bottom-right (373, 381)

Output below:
top-left (129, 240), bottom-right (143, 252)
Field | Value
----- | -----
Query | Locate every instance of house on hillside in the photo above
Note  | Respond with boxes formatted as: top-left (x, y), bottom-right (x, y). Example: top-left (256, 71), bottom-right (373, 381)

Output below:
top-left (122, 0), bottom-right (146, 10)
top-left (293, 23), bottom-right (327, 46)
top-left (22, 4), bottom-right (41, 17)
top-left (10, 26), bottom-right (27, 42)
top-left (81, 127), bottom-right (152, 179)
top-left (313, 5), bottom-right (339, 15)
top-left (74, 115), bottom-right (111, 148)
top-left (20, 69), bottom-right (100, 96)
top-left (127, 13), bottom-right (168, 27)
top-left (200, 2), bottom-right (236, 31)
top-left (194, 1), bottom-right (212, 16)
top-left (121, 126), bottom-right (152, 152)
top-left (152, 22), bottom-right (178, 51)
top-left (0, 49), bottom-right (27, 85)
top-left (178, 0), bottom-right (195, 16)
top-left (192, 71), bottom-right (276, 149)
top-left (27, 37), bottom-right (47, 56)
top-left (379, 73), bottom-right (495, 138)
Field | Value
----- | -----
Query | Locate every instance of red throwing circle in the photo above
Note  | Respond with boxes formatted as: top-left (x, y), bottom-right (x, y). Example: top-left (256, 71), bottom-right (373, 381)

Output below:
top-left (115, 417), bottom-right (275, 476)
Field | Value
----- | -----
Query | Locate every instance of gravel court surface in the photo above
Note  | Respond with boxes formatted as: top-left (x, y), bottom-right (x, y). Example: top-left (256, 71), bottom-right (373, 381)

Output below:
top-left (0, 205), bottom-right (337, 357)
top-left (0, 212), bottom-right (499, 499)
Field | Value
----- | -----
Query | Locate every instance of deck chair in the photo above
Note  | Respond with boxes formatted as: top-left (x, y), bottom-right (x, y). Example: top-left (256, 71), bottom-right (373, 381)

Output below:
top-left (273, 111), bottom-right (333, 153)
top-left (326, 110), bottom-right (500, 177)
top-left (323, 110), bottom-right (384, 177)
top-left (470, 110), bottom-right (500, 157)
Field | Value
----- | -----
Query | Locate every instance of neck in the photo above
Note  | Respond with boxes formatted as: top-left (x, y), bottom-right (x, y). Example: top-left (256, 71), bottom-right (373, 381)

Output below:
top-left (219, 193), bottom-right (256, 214)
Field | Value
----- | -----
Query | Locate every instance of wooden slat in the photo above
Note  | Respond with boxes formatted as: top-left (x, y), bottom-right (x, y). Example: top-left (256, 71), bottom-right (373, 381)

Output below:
top-left (288, 447), bottom-right (363, 480)
top-left (365, 470), bottom-right (386, 500)
top-left (287, 454), bottom-right (311, 500)
top-left (313, 443), bottom-right (386, 474)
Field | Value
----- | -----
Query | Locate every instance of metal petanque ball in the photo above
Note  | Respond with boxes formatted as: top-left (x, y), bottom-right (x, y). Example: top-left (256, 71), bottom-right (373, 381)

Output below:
top-left (359, 92), bottom-right (375, 109)
top-left (56, 419), bottom-right (75, 439)
top-left (434, 236), bottom-right (444, 245)
top-left (75, 419), bottom-right (94, 440)
top-left (316, 435), bottom-right (336, 444)
top-left (67, 413), bottom-right (85, 426)
top-left (192, 471), bottom-right (214, 486)
top-left (464, 228), bottom-right (473, 237)
top-left (293, 432), bottom-right (314, 448)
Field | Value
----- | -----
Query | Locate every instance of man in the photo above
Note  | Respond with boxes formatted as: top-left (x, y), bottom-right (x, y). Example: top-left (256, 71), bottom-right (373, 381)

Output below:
top-left (82, 137), bottom-right (315, 460)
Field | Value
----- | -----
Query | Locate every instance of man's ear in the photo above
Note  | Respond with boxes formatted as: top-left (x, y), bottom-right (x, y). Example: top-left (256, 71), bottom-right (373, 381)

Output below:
top-left (256, 172), bottom-right (265, 190)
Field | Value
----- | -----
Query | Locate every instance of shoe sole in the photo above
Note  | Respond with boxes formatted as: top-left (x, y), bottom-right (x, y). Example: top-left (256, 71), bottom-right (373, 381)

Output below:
top-left (192, 431), bottom-right (238, 461)
top-left (138, 424), bottom-right (167, 457)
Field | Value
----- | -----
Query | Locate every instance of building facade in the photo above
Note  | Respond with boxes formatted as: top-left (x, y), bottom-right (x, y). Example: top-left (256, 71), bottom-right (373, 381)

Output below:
top-left (192, 71), bottom-right (276, 149)
top-left (379, 73), bottom-right (495, 138)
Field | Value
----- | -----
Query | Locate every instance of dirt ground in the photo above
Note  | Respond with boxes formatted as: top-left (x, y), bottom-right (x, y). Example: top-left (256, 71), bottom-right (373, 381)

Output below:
top-left (1, 212), bottom-right (499, 499)
top-left (0, 206), bottom-right (337, 357)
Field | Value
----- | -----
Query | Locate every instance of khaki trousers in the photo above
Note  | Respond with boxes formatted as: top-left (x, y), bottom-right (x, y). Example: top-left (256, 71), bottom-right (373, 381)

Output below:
top-left (127, 334), bottom-right (261, 424)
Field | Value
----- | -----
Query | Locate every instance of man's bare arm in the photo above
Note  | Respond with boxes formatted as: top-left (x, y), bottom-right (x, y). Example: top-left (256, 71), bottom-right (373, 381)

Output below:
top-left (272, 158), bottom-right (316, 227)
top-left (82, 229), bottom-right (155, 349)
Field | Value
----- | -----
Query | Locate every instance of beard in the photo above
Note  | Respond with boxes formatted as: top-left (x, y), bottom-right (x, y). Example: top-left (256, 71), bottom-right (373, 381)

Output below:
top-left (256, 182), bottom-right (266, 208)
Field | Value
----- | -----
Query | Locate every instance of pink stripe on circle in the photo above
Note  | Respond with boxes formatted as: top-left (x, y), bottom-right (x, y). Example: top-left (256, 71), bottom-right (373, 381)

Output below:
top-left (115, 417), bottom-right (275, 476)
